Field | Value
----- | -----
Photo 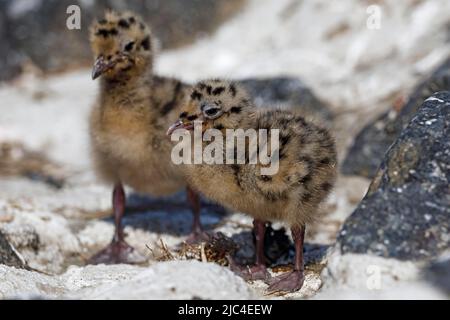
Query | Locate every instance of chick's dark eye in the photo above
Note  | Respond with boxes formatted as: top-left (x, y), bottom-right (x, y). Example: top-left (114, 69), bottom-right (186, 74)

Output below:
top-left (124, 41), bottom-right (135, 51)
top-left (201, 103), bottom-right (223, 119)
top-left (205, 108), bottom-right (220, 116)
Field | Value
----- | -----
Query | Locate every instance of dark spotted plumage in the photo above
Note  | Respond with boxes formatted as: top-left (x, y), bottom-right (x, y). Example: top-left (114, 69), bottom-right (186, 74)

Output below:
top-left (229, 84), bottom-right (237, 97)
top-left (90, 11), bottom-right (155, 84)
top-left (230, 106), bottom-right (242, 113)
top-left (141, 36), bottom-right (151, 50)
top-left (172, 79), bottom-right (337, 293)
top-left (124, 41), bottom-right (135, 51)
top-left (320, 182), bottom-right (333, 192)
top-left (96, 28), bottom-right (118, 37)
top-left (280, 134), bottom-right (290, 146)
top-left (177, 79), bottom-right (337, 227)
top-left (90, 10), bottom-right (194, 191)
top-left (191, 90), bottom-right (202, 100)
top-left (160, 81), bottom-right (183, 116)
top-left (230, 164), bottom-right (243, 190)
top-left (212, 86), bottom-right (226, 95)
top-left (118, 18), bottom-right (130, 28)
top-left (299, 173), bottom-right (312, 184)
top-left (179, 112), bottom-right (188, 119)
top-left (319, 157), bottom-right (331, 166)
top-left (301, 192), bottom-right (312, 203)
top-left (88, 11), bottom-right (205, 264)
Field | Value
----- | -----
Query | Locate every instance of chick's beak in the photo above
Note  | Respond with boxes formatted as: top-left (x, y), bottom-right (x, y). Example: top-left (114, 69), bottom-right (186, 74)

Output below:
top-left (91, 56), bottom-right (115, 80)
top-left (167, 120), bottom-right (194, 136)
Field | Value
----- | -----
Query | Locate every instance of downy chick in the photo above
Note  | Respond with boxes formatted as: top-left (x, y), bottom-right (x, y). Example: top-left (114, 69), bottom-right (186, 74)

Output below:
top-left (167, 80), bottom-right (337, 293)
top-left (89, 11), bottom-right (205, 264)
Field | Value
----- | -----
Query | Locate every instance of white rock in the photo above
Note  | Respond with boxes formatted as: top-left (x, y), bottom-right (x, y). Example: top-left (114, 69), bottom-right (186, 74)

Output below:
top-left (322, 248), bottom-right (420, 287)
top-left (0, 265), bottom-right (63, 299)
top-left (0, 264), bottom-right (144, 299)
top-left (0, 261), bottom-right (255, 300)
top-left (60, 264), bottom-right (144, 292)
top-left (316, 248), bottom-right (446, 299)
top-left (1, 0), bottom-right (450, 300)
top-left (315, 282), bottom-right (446, 300)
top-left (69, 261), bottom-right (255, 300)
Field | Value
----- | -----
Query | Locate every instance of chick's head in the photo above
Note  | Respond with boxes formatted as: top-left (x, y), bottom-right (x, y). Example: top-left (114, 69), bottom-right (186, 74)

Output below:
top-left (168, 80), bottom-right (255, 135)
top-left (89, 11), bottom-right (153, 80)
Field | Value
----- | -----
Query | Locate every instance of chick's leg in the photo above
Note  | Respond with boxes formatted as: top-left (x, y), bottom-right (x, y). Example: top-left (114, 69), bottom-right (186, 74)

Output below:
top-left (229, 219), bottom-right (270, 281)
top-left (267, 225), bottom-right (305, 293)
top-left (112, 183), bottom-right (126, 241)
top-left (185, 186), bottom-right (210, 243)
top-left (87, 183), bottom-right (146, 265)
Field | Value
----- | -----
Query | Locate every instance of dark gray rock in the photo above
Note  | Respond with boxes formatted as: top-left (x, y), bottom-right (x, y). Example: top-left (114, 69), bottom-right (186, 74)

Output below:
top-left (0, 230), bottom-right (26, 268)
top-left (0, 0), bottom-right (244, 82)
top-left (338, 91), bottom-right (450, 261)
top-left (0, 4), bottom-right (23, 81)
top-left (342, 58), bottom-right (450, 178)
top-left (424, 254), bottom-right (450, 296)
top-left (239, 77), bottom-right (333, 123)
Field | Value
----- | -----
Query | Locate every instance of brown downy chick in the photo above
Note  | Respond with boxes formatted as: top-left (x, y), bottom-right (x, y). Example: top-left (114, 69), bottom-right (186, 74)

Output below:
top-left (89, 12), bottom-right (205, 264)
top-left (167, 80), bottom-right (337, 293)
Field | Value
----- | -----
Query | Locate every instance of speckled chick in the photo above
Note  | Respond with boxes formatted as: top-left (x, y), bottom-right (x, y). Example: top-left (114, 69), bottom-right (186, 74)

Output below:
top-left (88, 11), bottom-right (205, 264)
top-left (167, 80), bottom-right (337, 293)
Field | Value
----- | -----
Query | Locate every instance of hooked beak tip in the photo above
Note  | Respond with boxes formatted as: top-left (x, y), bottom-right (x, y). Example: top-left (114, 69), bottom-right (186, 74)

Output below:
top-left (167, 120), bottom-right (194, 136)
top-left (91, 57), bottom-right (114, 80)
top-left (91, 68), bottom-right (101, 80)
top-left (167, 120), bottom-right (183, 136)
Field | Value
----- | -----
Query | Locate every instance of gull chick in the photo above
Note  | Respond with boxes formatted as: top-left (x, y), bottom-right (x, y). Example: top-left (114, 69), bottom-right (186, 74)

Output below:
top-left (168, 80), bottom-right (337, 292)
top-left (88, 11), bottom-right (206, 264)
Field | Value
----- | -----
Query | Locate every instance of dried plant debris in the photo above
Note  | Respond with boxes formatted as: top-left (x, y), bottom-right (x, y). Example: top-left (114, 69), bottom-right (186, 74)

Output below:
top-left (148, 230), bottom-right (327, 281)
top-left (0, 230), bottom-right (27, 269)
top-left (149, 233), bottom-right (238, 266)
top-left (0, 142), bottom-right (66, 188)
top-left (147, 239), bottom-right (176, 262)
top-left (178, 233), bottom-right (238, 266)
top-left (203, 233), bottom-right (239, 265)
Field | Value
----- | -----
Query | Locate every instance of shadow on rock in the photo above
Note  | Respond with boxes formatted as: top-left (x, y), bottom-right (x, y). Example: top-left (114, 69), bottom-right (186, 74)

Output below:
top-left (239, 77), bottom-right (333, 124)
top-left (338, 91), bottom-right (450, 261)
top-left (96, 191), bottom-right (227, 237)
top-left (342, 58), bottom-right (450, 178)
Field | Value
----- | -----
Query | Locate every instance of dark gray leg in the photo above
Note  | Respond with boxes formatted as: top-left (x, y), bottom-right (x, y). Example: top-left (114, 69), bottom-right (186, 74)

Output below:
top-left (267, 225), bottom-right (305, 293)
top-left (185, 186), bottom-right (210, 243)
top-left (88, 183), bottom-right (145, 265)
top-left (229, 219), bottom-right (270, 281)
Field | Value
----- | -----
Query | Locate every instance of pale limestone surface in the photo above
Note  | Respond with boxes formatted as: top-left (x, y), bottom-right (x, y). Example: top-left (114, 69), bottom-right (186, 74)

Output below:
top-left (1, 0), bottom-right (449, 300)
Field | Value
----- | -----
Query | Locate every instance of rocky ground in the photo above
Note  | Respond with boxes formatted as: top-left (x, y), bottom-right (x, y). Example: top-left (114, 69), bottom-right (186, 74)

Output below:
top-left (0, 0), bottom-right (245, 81)
top-left (0, 71), bottom-right (366, 299)
top-left (1, 0), bottom-right (450, 300)
top-left (342, 58), bottom-right (450, 178)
